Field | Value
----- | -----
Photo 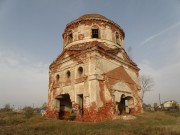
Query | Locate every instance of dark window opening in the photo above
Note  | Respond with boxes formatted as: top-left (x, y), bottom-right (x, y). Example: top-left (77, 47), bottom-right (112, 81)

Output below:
top-left (56, 74), bottom-right (60, 81)
top-left (68, 32), bottom-right (73, 43)
top-left (78, 67), bottom-right (83, 75)
top-left (92, 29), bottom-right (99, 38)
top-left (66, 71), bottom-right (71, 78)
top-left (116, 32), bottom-right (120, 44)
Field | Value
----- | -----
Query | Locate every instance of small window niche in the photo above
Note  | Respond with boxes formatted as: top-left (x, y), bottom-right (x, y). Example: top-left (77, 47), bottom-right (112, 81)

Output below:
top-left (92, 26), bottom-right (99, 38)
top-left (66, 70), bottom-right (71, 79)
top-left (56, 74), bottom-right (60, 81)
top-left (78, 66), bottom-right (83, 76)
top-left (68, 31), bottom-right (73, 43)
top-left (116, 32), bottom-right (120, 45)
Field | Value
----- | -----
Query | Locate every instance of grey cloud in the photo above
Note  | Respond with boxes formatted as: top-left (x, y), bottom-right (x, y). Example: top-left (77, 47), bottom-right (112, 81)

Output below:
top-left (0, 49), bottom-right (48, 108)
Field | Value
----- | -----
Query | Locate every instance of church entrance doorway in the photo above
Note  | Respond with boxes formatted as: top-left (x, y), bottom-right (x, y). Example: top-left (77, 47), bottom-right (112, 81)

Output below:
top-left (118, 94), bottom-right (134, 115)
top-left (58, 94), bottom-right (72, 120)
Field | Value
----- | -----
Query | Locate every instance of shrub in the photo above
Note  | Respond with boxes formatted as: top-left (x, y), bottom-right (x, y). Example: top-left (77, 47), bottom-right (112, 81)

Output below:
top-left (0, 104), bottom-right (12, 112)
top-left (23, 106), bottom-right (34, 119)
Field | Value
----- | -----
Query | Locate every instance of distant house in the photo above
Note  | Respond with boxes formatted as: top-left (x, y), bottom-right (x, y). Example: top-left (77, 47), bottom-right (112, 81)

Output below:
top-left (177, 103), bottom-right (180, 109)
top-left (163, 100), bottom-right (177, 109)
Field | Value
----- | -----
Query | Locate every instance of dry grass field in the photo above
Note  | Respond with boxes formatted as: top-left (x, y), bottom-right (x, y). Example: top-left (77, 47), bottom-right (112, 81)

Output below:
top-left (0, 110), bottom-right (180, 135)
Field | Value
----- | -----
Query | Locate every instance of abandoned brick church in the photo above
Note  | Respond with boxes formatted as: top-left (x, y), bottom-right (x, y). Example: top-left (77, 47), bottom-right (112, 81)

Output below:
top-left (46, 14), bottom-right (142, 122)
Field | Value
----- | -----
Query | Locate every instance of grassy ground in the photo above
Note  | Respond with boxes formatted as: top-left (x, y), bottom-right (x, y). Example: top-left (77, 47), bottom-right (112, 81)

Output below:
top-left (0, 110), bottom-right (180, 135)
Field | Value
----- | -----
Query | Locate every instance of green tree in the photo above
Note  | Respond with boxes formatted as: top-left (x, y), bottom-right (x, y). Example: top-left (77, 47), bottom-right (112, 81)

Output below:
top-left (23, 106), bottom-right (34, 119)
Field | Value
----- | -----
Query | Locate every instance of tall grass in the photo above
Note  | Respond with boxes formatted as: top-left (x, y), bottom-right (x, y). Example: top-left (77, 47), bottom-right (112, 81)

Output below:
top-left (0, 110), bottom-right (179, 135)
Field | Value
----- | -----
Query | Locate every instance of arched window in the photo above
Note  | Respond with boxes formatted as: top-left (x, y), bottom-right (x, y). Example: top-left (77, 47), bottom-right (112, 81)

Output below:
top-left (68, 31), bottom-right (73, 43)
top-left (66, 70), bottom-right (71, 78)
top-left (92, 26), bottom-right (99, 38)
top-left (78, 66), bottom-right (83, 75)
top-left (56, 74), bottom-right (60, 81)
top-left (116, 32), bottom-right (120, 45)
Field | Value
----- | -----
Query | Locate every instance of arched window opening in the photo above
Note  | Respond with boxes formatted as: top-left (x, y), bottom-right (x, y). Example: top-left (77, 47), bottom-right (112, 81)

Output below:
top-left (118, 95), bottom-right (134, 115)
top-left (78, 67), bottom-right (83, 75)
top-left (116, 32), bottom-right (120, 45)
top-left (66, 71), bottom-right (71, 78)
top-left (92, 26), bottom-right (99, 38)
top-left (56, 74), bottom-right (60, 81)
top-left (68, 31), bottom-right (73, 43)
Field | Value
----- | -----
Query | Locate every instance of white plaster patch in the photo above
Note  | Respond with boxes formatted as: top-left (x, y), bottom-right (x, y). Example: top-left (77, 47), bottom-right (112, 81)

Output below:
top-left (75, 83), bottom-right (84, 94)
top-left (112, 82), bottom-right (132, 93)
top-left (104, 87), bottom-right (111, 101)
top-left (96, 56), bottom-right (119, 73)
top-left (96, 81), bottom-right (103, 107)
top-left (124, 68), bottom-right (138, 84)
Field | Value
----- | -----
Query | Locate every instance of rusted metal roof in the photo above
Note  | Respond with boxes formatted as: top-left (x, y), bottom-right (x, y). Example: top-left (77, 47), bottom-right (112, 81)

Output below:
top-left (77, 13), bottom-right (109, 21)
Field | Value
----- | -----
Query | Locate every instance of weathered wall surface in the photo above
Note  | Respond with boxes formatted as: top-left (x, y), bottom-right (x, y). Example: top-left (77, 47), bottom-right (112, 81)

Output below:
top-left (63, 19), bottom-right (124, 49)
top-left (46, 48), bottom-right (142, 121)
top-left (95, 51), bottom-right (142, 113)
top-left (46, 14), bottom-right (142, 122)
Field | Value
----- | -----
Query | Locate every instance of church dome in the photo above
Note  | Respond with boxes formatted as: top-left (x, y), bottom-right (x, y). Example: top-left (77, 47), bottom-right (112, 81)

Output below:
top-left (66, 13), bottom-right (123, 30)
top-left (77, 13), bottom-right (110, 21)
top-left (63, 13), bottom-right (125, 49)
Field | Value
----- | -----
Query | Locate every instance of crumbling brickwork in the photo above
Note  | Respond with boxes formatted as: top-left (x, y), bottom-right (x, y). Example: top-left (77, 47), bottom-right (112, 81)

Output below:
top-left (46, 14), bottom-right (142, 122)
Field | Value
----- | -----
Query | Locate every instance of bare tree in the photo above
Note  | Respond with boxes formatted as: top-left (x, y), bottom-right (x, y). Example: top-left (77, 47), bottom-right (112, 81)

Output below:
top-left (140, 74), bottom-right (154, 102)
top-left (127, 46), bottom-right (133, 60)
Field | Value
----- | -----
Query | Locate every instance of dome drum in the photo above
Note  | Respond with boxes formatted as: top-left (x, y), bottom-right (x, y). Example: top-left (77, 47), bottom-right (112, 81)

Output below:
top-left (62, 14), bottom-right (125, 49)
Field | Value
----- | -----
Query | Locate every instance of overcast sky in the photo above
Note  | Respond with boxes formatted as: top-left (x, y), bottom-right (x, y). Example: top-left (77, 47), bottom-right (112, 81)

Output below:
top-left (0, 0), bottom-right (180, 108)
